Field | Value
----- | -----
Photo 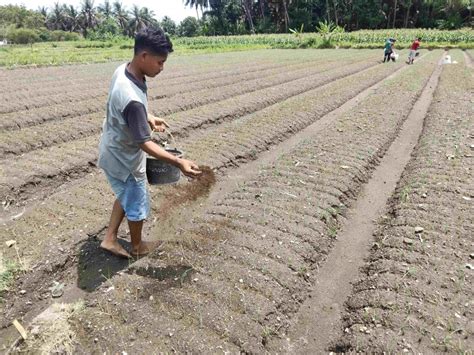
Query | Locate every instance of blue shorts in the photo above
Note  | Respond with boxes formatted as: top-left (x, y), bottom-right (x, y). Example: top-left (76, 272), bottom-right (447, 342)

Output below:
top-left (105, 173), bottom-right (150, 221)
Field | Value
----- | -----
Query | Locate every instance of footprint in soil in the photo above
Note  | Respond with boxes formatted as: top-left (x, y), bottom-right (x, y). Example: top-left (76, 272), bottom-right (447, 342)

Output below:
top-left (77, 236), bottom-right (132, 292)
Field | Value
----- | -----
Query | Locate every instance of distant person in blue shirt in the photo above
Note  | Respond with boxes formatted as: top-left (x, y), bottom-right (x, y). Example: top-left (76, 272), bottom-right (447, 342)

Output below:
top-left (383, 38), bottom-right (396, 63)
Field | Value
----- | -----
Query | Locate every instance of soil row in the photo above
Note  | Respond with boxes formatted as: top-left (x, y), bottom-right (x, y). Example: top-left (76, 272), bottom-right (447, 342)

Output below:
top-left (0, 51), bottom-right (354, 114)
top-left (330, 50), bottom-right (473, 354)
top-left (0, 49), bottom-right (339, 89)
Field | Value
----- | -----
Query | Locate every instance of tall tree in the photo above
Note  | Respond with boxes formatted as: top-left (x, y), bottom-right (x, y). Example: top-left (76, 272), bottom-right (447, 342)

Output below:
top-left (393, 0), bottom-right (398, 28)
top-left (98, 0), bottom-right (112, 18)
top-left (161, 16), bottom-right (177, 35)
top-left (184, 0), bottom-right (210, 19)
top-left (80, 0), bottom-right (98, 37)
top-left (128, 5), bottom-right (157, 33)
top-left (112, 1), bottom-right (129, 35)
top-left (267, 0), bottom-right (292, 32)
top-left (241, 0), bottom-right (255, 33)
top-left (64, 5), bottom-right (80, 32)
top-left (48, 2), bottom-right (66, 30)
top-left (38, 6), bottom-right (48, 18)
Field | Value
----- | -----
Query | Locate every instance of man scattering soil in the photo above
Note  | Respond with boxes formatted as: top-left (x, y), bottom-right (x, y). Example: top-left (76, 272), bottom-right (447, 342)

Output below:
top-left (383, 37), bottom-right (396, 63)
top-left (98, 27), bottom-right (201, 258)
top-left (407, 37), bottom-right (421, 64)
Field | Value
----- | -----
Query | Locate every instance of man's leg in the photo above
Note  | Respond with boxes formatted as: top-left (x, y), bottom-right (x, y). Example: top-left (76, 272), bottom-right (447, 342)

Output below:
top-left (129, 220), bottom-right (158, 256)
top-left (100, 199), bottom-right (131, 258)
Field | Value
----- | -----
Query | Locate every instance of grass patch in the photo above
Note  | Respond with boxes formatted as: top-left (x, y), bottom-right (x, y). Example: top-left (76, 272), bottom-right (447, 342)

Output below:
top-left (1, 28), bottom-right (472, 67)
top-left (0, 257), bottom-right (21, 301)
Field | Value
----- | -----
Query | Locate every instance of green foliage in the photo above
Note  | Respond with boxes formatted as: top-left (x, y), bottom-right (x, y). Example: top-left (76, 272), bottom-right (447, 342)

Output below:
top-left (7, 27), bottom-right (40, 44)
top-left (75, 41), bottom-right (114, 48)
top-left (50, 30), bottom-right (81, 41)
top-left (161, 16), bottom-right (177, 36)
top-left (315, 21), bottom-right (345, 35)
top-left (0, 259), bottom-right (21, 301)
top-left (88, 17), bottom-right (121, 41)
top-left (1, 27), bottom-right (473, 67)
top-left (1, 0), bottom-right (473, 43)
top-left (289, 24), bottom-right (305, 37)
top-left (178, 16), bottom-right (201, 37)
top-left (0, 4), bottom-right (45, 29)
top-left (315, 21), bottom-right (344, 48)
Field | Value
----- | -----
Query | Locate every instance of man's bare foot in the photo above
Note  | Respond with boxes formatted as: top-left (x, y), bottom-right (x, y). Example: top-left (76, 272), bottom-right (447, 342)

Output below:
top-left (100, 239), bottom-right (132, 258)
top-left (131, 241), bottom-right (162, 257)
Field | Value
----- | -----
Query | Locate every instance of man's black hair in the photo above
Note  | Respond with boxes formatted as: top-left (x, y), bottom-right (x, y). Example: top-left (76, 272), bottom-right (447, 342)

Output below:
top-left (134, 27), bottom-right (173, 56)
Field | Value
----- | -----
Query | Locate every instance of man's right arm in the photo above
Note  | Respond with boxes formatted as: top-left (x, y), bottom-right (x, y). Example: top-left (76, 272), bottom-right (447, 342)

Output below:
top-left (139, 141), bottom-right (201, 177)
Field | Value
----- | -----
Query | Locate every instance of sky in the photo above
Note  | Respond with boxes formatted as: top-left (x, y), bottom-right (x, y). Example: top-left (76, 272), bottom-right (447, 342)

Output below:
top-left (0, 0), bottom-right (198, 23)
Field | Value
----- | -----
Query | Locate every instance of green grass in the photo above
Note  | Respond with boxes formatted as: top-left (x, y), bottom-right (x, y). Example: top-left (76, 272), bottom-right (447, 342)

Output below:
top-left (0, 258), bottom-right (21, 302)
top-left (1, 28), bottom-right (472, 67)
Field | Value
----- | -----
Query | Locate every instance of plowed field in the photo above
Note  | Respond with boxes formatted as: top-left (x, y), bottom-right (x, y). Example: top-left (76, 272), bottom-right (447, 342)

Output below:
top-left (1, 49), bottom-right (472, 354)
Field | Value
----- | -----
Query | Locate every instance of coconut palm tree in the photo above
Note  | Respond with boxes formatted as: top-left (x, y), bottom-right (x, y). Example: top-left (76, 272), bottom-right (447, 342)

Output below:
top-left (128, 5), bottom-right (146, 33)
top-left (64, 5), bottom-right (80, 32)
top-left (112, 1), bottom-right (129, 35)
top-left (38, 6), bottom-right (48, 18)
top-left (80, 0), bottom-right (98, 37)
top-left (241, 0), bottom-right (255, 33)
top-left (98, 0), bottom-right (112, 19)
top-left (141, 7), bottom-right (159, 27)
top-left (184, 0), bottom-right (209, 19)
top-left (47, 2), bottom-right (66, 30)
top-left (128, 5), bottom-right (157, 34)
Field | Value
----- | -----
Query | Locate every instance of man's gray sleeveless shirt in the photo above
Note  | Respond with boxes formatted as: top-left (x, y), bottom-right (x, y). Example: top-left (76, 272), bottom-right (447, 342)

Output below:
top-left (98, 63), bottom-right (148, 182)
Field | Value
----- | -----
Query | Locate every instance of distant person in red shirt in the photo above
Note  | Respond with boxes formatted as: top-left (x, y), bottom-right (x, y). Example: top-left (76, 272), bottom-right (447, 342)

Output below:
top-left (407, 37), bottom-right (421, 64)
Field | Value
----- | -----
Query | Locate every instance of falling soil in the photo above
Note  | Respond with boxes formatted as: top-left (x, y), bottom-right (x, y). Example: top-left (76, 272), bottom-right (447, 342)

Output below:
top-left (158, 165), bottom-right (216, 219)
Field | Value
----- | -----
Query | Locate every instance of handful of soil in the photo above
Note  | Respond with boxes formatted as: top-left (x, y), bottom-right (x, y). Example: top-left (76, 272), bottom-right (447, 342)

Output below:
top-left (158, 166), bottom-right (216, 219)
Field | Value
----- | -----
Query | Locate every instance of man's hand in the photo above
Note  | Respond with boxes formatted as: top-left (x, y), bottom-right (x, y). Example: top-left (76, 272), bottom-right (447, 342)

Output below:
top-left (148, 114), bottom-right (169, 133)
top-left (178, 158), bottom-right (201, 178)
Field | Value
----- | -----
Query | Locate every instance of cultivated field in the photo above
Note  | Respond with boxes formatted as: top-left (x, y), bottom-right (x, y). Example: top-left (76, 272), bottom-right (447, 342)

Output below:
top-left (0, 49), bottom-right (472, 353)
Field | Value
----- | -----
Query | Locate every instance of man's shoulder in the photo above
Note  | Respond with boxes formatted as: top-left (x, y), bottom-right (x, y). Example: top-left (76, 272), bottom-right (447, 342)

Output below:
top-left (114, 62), bottom-right (128, 73)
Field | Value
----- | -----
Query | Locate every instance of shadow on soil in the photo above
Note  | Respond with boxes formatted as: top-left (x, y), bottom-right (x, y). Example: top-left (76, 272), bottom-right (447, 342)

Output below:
top-left (77, 236), bottom-right (132, 292)
top-left (77, 237), bottom-right (196, 292)
top-left (75, 170), bottom-right (214, 292)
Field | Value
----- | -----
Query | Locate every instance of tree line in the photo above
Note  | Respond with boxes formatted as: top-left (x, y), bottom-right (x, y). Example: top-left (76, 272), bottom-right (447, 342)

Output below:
top-left (0, 0), bottom-right (471, 43)
top-left (191, 0), bottom-right (471, 34)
